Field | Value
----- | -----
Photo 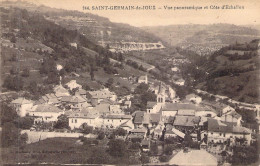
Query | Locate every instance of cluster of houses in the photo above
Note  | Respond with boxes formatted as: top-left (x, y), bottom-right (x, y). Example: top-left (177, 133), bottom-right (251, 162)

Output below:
top-left (4, 75), bottom-right (256, 148)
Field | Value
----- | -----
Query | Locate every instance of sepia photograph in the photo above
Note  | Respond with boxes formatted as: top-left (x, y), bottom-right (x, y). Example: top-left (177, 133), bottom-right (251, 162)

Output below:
top-left (0, 0), bottom-right (259, 165)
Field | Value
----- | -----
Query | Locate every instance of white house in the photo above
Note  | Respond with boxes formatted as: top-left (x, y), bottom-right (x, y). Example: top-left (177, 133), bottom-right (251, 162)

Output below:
top-left (54, 85), bottom-right (70, 98)
top-left (28, 104), bottom-right (64, 124)
top-left (101, 114), bottom-right (132, 129)
top-left (174, 79), bottom-right (185, 86)
top-left (207, 118), bottom-right (251, 145)
top-left (65, 80), bottom-right (82, 91)
top-left (11, 98), bottom-right (34, 117)
top-left (138, 75), bottom-right (148, 84)
top-left (146, 101), bottom-right (160, 114)
top-left (221, 105), bottom-right (235, 115)
top-left (68, 108), bottom-right (100, 129)
top-left (220, 110), bottom-right (242, 126)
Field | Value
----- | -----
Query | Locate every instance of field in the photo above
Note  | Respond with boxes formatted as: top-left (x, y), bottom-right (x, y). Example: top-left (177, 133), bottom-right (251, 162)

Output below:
top-left (1, 137), bottom-right (107, 164)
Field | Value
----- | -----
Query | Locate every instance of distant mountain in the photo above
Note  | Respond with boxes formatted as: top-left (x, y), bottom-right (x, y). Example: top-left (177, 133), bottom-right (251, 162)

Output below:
top-left (0, 1), bottom-right (163, 45)
top-left (142, 24), bottom-right (260, 55)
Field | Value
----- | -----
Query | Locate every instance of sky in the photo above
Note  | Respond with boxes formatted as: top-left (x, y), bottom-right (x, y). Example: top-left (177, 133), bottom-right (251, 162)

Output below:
top-left (13, 0), bottom-right (260, 27)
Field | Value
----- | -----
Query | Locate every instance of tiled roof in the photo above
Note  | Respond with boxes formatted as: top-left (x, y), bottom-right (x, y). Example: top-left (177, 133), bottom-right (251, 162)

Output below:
top-left (208, 118), bottom-right (251, 134)
top-left (173, 116), bottom-right (200, 127)
top-left (11, 98), bottom-right (32, 105)
top-left (150, 113), bottom-right (161, 123)
top-left (133, 111), bottom-right (144, 124)
top-left (103, 114), bottom-right (132, 119)
top-left (34, 104), bottom-right (63, 113)
top-left (162, 103), bottom-right (201, 111)
top-left (68, 109), bottom-right (99, 119)
top-left (177, 109), bottom-right (195, 116)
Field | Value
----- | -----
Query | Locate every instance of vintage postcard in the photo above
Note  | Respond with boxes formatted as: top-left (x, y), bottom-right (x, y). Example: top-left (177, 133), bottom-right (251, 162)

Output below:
top-left (0, 0), bottom-right (259, 165)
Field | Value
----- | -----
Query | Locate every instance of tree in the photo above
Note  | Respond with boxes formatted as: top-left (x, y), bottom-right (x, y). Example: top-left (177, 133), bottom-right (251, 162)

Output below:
top-left (54, 114), bottom-right (69, 129)
top-left (164, 145), bottom-right (174, 155)
top-left (1, 122), bottom-right (20, 147)
top-left (14, 116), bottom-right (34, 129)
top-left (106, 78), bottom-right (114, 88)
top-left (10, 36), bottom-right (16, 43)
top-left (118, 53), bottom-right (124, 62)
top-left (107, 139), bottom-right (127, 157)
top-left (80, 123), bottom-right (93, 134)
top-left (21, 68), bottom-right (30, 77)
top-left (150, 142), bottom-right (158, 155)
top-left (97, 131), bottom-right (105, 140)
top-left (114, 128), bottom-right (127, 136)
top-left (90, 64), bottom-right (95, 81)
top-left (134, 83), bottom-right (149, 94)
top-left (0, 103), bottom-right (18, 125)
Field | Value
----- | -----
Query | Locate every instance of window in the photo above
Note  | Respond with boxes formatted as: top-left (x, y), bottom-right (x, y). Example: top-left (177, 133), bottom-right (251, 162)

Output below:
top-left (211, 132), bottom-right (213, 135)
top-left (75, 119), bottom-right (77, 123)
top-left (219, 133), bottom-right (222, 136)
top-left (224, 133), bottom-right (226, 137)
top-left (46, 117), bottom-right (48, 120)
top-left (71, 119), bottom-right (73, 123)
top-left (120, 120), bottom-right (121, 122)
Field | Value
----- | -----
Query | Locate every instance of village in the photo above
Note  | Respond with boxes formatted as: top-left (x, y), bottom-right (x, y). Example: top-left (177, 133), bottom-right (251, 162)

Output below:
top-left (1, 72), bottom-right (259, 165)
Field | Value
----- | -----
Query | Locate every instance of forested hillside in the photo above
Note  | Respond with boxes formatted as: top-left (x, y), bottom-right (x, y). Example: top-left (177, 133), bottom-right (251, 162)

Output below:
top-left (181, 39), bottom-right (260, 104)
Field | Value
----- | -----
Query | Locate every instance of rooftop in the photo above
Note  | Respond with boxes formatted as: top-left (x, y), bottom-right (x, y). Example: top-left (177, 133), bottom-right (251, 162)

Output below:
top-left (11, 97), bottom-right (33, 105)
top-left (34, 104), bottom-right (63, 113)
top-left (173, 116), bottom-right (200, 127)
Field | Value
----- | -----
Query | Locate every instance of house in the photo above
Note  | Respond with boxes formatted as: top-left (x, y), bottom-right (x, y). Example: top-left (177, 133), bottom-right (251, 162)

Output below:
top-left (68, 108), bottom-right (100, 129)
top-left (177, 109), bottom-right (195, 116)
top-left (173, 116), bottom-right (200, 130)
top-left (220, 111), bottom-right (242, 126)
top-left (185, 94), bottom-right (202, 104)
top-left (141, 139), bottom-right (150, 152)
top-left (207, 118), bottom-right (252, 145)
top-left (174, 78), bottom-right (185, 86)
top-left (102, 114), bottom-right (132, 129)
top-left (129, 128), bottom-right (147, 139)
top-left (11, 98), bottom-right (34, 117)
top-left (75, 89), bottom-right (87, 96)
top-left (70, 42), bottom-right (77, 49)
top-left (28, 104), bottom-right (64, 124)
top-left (146, 101), bottom-right (159, 114)
top-left (60, 95), bottom-right (88, 111)
top-left (65, 80), bottom-right (82, 91)
top-left (133, 111), bottom-right (145, 128)
top-left (221, 105), bottom-right (235, 115)
top-left (153, 123), bottom-right (164, 139)
top-left (133, 111), bottom-right (161, 129)
top-left (138, 75), bottom-right (148, 84)
top-left (195, 110), bottom-right (217, 118)
top-left (119, 119), bottom-right (135, 132)
top-left (162, 103), bottom-right (199, 117)
top-left (124, 100), bottom-right (131, 108)
top-left (88, 88), bottom-right (117, 102)
top-left (109, 105), bottom-right (123, 114)
top-left (54, 85), bottom-right (70, 98)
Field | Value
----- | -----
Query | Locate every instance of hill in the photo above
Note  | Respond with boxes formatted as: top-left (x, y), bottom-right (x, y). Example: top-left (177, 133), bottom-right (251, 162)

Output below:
top-left (181, 39), bottom-right (260, 104)
top-left (0, 1), bottom-right (163, 45)
top-left (0, 7), bottom-right (148, 99)
top-left (142, 24), bottom-right (260, 55)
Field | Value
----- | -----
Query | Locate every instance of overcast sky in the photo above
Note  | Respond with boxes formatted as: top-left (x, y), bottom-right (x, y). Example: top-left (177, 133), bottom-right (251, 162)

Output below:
top-left (20, 0), bottom-right (260, 27)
